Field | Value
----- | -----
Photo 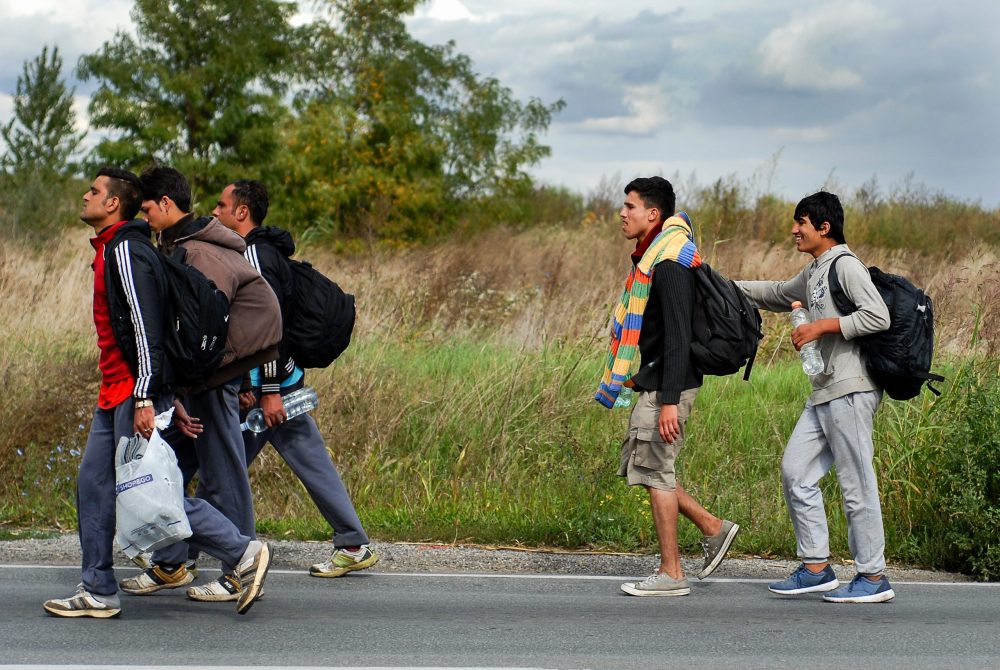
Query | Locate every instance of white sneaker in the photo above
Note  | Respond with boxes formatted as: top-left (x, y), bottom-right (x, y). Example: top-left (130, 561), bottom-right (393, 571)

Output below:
top-left (621, 572), bottom-right (691, 597)
top-left (187, 575), bottom-right (241, 602)
top-left (309, 545), bottom-right (379, 578)
top-left (44, 584), bottom-right (121, 618)
top-left (120, 564), bottom-right (194, 595)
top-left (236, 541), bottom-right (272, 615)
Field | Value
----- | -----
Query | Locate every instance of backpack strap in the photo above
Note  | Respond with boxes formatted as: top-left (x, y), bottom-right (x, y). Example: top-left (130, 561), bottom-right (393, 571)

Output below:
top-left (827, 253), bottom-right (863, 316)
top-left (742, 347), bottom-right (757, 381)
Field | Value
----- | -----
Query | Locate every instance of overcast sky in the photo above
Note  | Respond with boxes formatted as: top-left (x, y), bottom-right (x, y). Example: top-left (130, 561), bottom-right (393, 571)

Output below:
top-left (1, 0), bottom-right (997, 206)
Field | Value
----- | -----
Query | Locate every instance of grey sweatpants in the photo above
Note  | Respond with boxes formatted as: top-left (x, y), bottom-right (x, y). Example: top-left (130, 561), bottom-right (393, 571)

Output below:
top-left (781, 390), bottom-right (886, 575)
top-left (77, 397), bottom-right (251, 596)
top-left (155, 381), bottom-right (256, 570)
top-left (244, 412), bottom-right (369, 548)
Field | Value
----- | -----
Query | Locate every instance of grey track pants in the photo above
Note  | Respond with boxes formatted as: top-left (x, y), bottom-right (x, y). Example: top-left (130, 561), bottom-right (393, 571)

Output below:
top-left (781, 390), bottom-right (886, 575)
top-left (244, 412), bottom-right (369, 548)
top-left (77, 397), bottom-right (250, 596)
top-left (155, 381), bottom-right (256, 570)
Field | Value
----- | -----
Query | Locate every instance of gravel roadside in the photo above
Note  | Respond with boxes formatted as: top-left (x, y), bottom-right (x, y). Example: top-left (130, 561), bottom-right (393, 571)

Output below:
top-left (0, 534), bottom-right (972, 583)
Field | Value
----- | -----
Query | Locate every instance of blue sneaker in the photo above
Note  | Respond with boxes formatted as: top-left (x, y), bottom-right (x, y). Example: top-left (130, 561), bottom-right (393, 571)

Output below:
top-left (823, 574), bottom-right (895, 603)
top-left (768, 564), bottom-right (839, 595)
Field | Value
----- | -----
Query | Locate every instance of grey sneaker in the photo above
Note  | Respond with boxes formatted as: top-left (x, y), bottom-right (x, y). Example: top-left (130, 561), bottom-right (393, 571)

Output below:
top-left (697, 519), bottom-right (741, 579)
top-left (236, 541), bottom-right (271, 615)
top-left (621, 572), bottom-right (691, 597)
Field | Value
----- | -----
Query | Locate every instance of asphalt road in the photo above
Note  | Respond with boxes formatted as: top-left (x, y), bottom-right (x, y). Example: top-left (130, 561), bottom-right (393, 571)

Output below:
top-left (4, 565), bottom-right (999, 669)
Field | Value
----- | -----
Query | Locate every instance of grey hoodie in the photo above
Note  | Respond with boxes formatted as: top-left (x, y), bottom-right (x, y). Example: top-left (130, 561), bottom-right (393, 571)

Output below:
top-left (736, 245), bottom-right (890, 404)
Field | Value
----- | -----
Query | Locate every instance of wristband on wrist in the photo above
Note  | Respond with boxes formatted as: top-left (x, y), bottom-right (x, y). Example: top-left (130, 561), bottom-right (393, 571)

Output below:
top-left (134, 398), bottom-right (153, 409)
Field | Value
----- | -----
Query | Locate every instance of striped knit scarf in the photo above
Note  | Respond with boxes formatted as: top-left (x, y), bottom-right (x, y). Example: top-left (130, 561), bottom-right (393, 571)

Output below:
top-left (595, 212), bottom-right (701, 408)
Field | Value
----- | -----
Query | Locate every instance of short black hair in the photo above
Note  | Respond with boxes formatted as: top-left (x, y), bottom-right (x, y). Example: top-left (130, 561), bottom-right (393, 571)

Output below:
top-left (231, 179), bottom-right (269, 226)
top-left (624, 176), bottom-right (676, 224)
top-left (794, 191), bottom-right (846, 244)
top-left (140, 165), bottom-right (192, 213)
top-left (96, 166), bottom-right (143, 220)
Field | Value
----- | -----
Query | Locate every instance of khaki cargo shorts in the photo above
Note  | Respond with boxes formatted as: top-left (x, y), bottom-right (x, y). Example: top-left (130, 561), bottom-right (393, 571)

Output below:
top-left (617, 388), bottom-right (699, 491)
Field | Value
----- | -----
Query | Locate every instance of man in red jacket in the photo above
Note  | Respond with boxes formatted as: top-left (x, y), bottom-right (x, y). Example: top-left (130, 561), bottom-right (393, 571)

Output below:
top-left (44, 168), bottom-right (271, 618)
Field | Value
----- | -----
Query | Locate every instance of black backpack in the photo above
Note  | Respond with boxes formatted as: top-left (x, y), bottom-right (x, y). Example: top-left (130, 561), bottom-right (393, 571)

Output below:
top-left (159, 247), bottom-right (231, 388)
top-left (828, 254), bottom-right (944, 400)
top-left (283, 259), bottom-right (356, 369)
top-left (690, 262), bottom-right (764, 380)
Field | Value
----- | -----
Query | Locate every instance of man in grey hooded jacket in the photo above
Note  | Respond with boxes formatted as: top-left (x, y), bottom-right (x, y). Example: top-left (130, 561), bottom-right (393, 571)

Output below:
top-left (120, 165), bottom-right (282, 599)
top-left (736, 191), bottom-right (895, 604)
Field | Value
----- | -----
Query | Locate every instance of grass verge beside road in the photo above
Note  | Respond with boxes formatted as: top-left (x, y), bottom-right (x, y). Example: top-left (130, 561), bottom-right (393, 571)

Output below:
top-left (5, 334), bottom-right (996, 578)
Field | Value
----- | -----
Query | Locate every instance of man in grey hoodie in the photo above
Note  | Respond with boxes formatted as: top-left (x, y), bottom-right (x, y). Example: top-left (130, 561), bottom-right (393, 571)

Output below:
top-left (120, 166), bottom-right (282, 599)
top-left (736, 191), bottom-right (895, 603)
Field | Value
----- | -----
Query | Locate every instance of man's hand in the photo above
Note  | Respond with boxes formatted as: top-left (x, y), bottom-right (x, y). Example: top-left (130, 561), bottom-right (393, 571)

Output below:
top-left (792, 317), bottom-right (841, 351)
top-left (238, 391), bottom-right (257, 412)
top-left (261, 392), bottom-right (286, 428)
top-left (172, 398), bottom-right (203, 439)
top-left (658, 403), bottom-right (680, 444)
top-left (133, 405), bottom-right (155, 438)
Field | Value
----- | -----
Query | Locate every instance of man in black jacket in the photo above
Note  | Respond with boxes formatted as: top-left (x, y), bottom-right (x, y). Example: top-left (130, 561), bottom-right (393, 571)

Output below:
top-left (44, 168), bottom-right (271, 618)
top-left (611, 177), bottom-right (740, 597)
top-left (210, 179), bottom-right (377, 585)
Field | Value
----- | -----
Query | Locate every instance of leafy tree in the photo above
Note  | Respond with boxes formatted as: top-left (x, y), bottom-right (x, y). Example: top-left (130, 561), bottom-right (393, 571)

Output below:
top-left (1, 45), bottom-right (83, 179)
top-left (268, 0), bottom-right (564, 243)
top-left (77, 0), bottom-right (300, 203)
top-left (1, 45), bottom-right (84, 237)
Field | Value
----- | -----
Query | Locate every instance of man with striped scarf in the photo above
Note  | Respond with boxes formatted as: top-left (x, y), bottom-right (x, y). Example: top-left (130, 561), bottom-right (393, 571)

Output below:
top-left (598, 176), bottom-right (740, 597)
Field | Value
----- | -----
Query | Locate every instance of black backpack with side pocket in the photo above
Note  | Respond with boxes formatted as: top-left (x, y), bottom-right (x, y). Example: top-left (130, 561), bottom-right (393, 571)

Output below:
top-left (159, 246), bottom-right (231, 388)
top-left (828, 254), bottom-right (944, 400)
top-left (282, 259), bottom-right (356, 369)
top-left (690, 262), bottom-right (764, 380)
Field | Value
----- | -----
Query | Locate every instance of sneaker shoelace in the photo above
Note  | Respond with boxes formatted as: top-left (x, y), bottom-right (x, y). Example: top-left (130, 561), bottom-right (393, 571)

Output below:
top-left (637, 573), bottom-right (662, 587)
top-left (793, 565), bottom-right (814, 585)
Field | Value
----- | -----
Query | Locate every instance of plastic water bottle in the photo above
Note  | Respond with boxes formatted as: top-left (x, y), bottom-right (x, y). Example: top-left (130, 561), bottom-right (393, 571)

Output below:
top-left (614, 386), bottom-right (634, 408)
top-left (790, 301), bottom-right (825, 376)
top-left (240, 387), bottom-right (319, 433)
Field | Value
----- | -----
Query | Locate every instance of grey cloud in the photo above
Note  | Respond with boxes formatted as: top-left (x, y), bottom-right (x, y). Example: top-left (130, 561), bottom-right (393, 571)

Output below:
top-left (411, 8), bottom-right (689, 124)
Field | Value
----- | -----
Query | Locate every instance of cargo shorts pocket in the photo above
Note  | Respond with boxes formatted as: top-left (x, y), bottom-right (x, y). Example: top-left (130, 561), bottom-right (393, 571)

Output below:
top-left (631, 427), bottom-right (670, 470)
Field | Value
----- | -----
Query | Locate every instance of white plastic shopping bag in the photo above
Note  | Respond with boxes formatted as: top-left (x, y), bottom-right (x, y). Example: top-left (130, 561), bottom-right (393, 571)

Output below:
top-left (114, 407), bottom-right (191, 560)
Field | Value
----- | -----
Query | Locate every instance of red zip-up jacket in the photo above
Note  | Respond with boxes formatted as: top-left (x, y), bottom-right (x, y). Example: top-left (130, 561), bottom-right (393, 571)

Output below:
top-left (91, 220), bottom-right (134, 409)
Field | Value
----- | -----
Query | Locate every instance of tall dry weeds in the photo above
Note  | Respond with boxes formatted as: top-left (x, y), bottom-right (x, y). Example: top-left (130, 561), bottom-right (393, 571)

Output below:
top-left (2, 223), bottom-right (997, 546)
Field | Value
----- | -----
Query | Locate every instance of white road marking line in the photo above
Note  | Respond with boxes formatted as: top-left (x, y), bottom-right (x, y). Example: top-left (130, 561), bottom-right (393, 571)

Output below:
top-left (1, 564), bottom-right (994, 586)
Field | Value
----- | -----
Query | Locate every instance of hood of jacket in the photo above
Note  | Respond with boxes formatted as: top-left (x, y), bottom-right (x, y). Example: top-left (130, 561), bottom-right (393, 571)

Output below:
top-left (246, 225), bottom-right (295, 257)
top-left (163, 215), bottom-right (246, 255)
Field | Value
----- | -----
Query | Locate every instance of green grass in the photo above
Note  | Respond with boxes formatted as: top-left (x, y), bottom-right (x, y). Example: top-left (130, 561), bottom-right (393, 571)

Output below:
top-left (243, 339), bottom-right (997, 570)
top-left (2, 333), bottom-right (997, 576)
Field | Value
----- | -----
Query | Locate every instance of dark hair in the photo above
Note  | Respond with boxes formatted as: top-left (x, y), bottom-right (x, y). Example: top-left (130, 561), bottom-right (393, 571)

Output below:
top-left (624, 176), bottom-right (676, 223)
top-left (794, 191), bottom-right (846, 244)
top-left (231, 179), bottom-right (269, 225)
top-left (96, 166), bottom-right (143, 220)
top-left (140, 165), bottom-right (192, 213)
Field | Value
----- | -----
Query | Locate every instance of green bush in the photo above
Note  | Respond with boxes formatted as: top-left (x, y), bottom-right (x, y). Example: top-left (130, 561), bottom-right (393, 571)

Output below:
top-left (935, 360), bottom-right (1000, 579)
